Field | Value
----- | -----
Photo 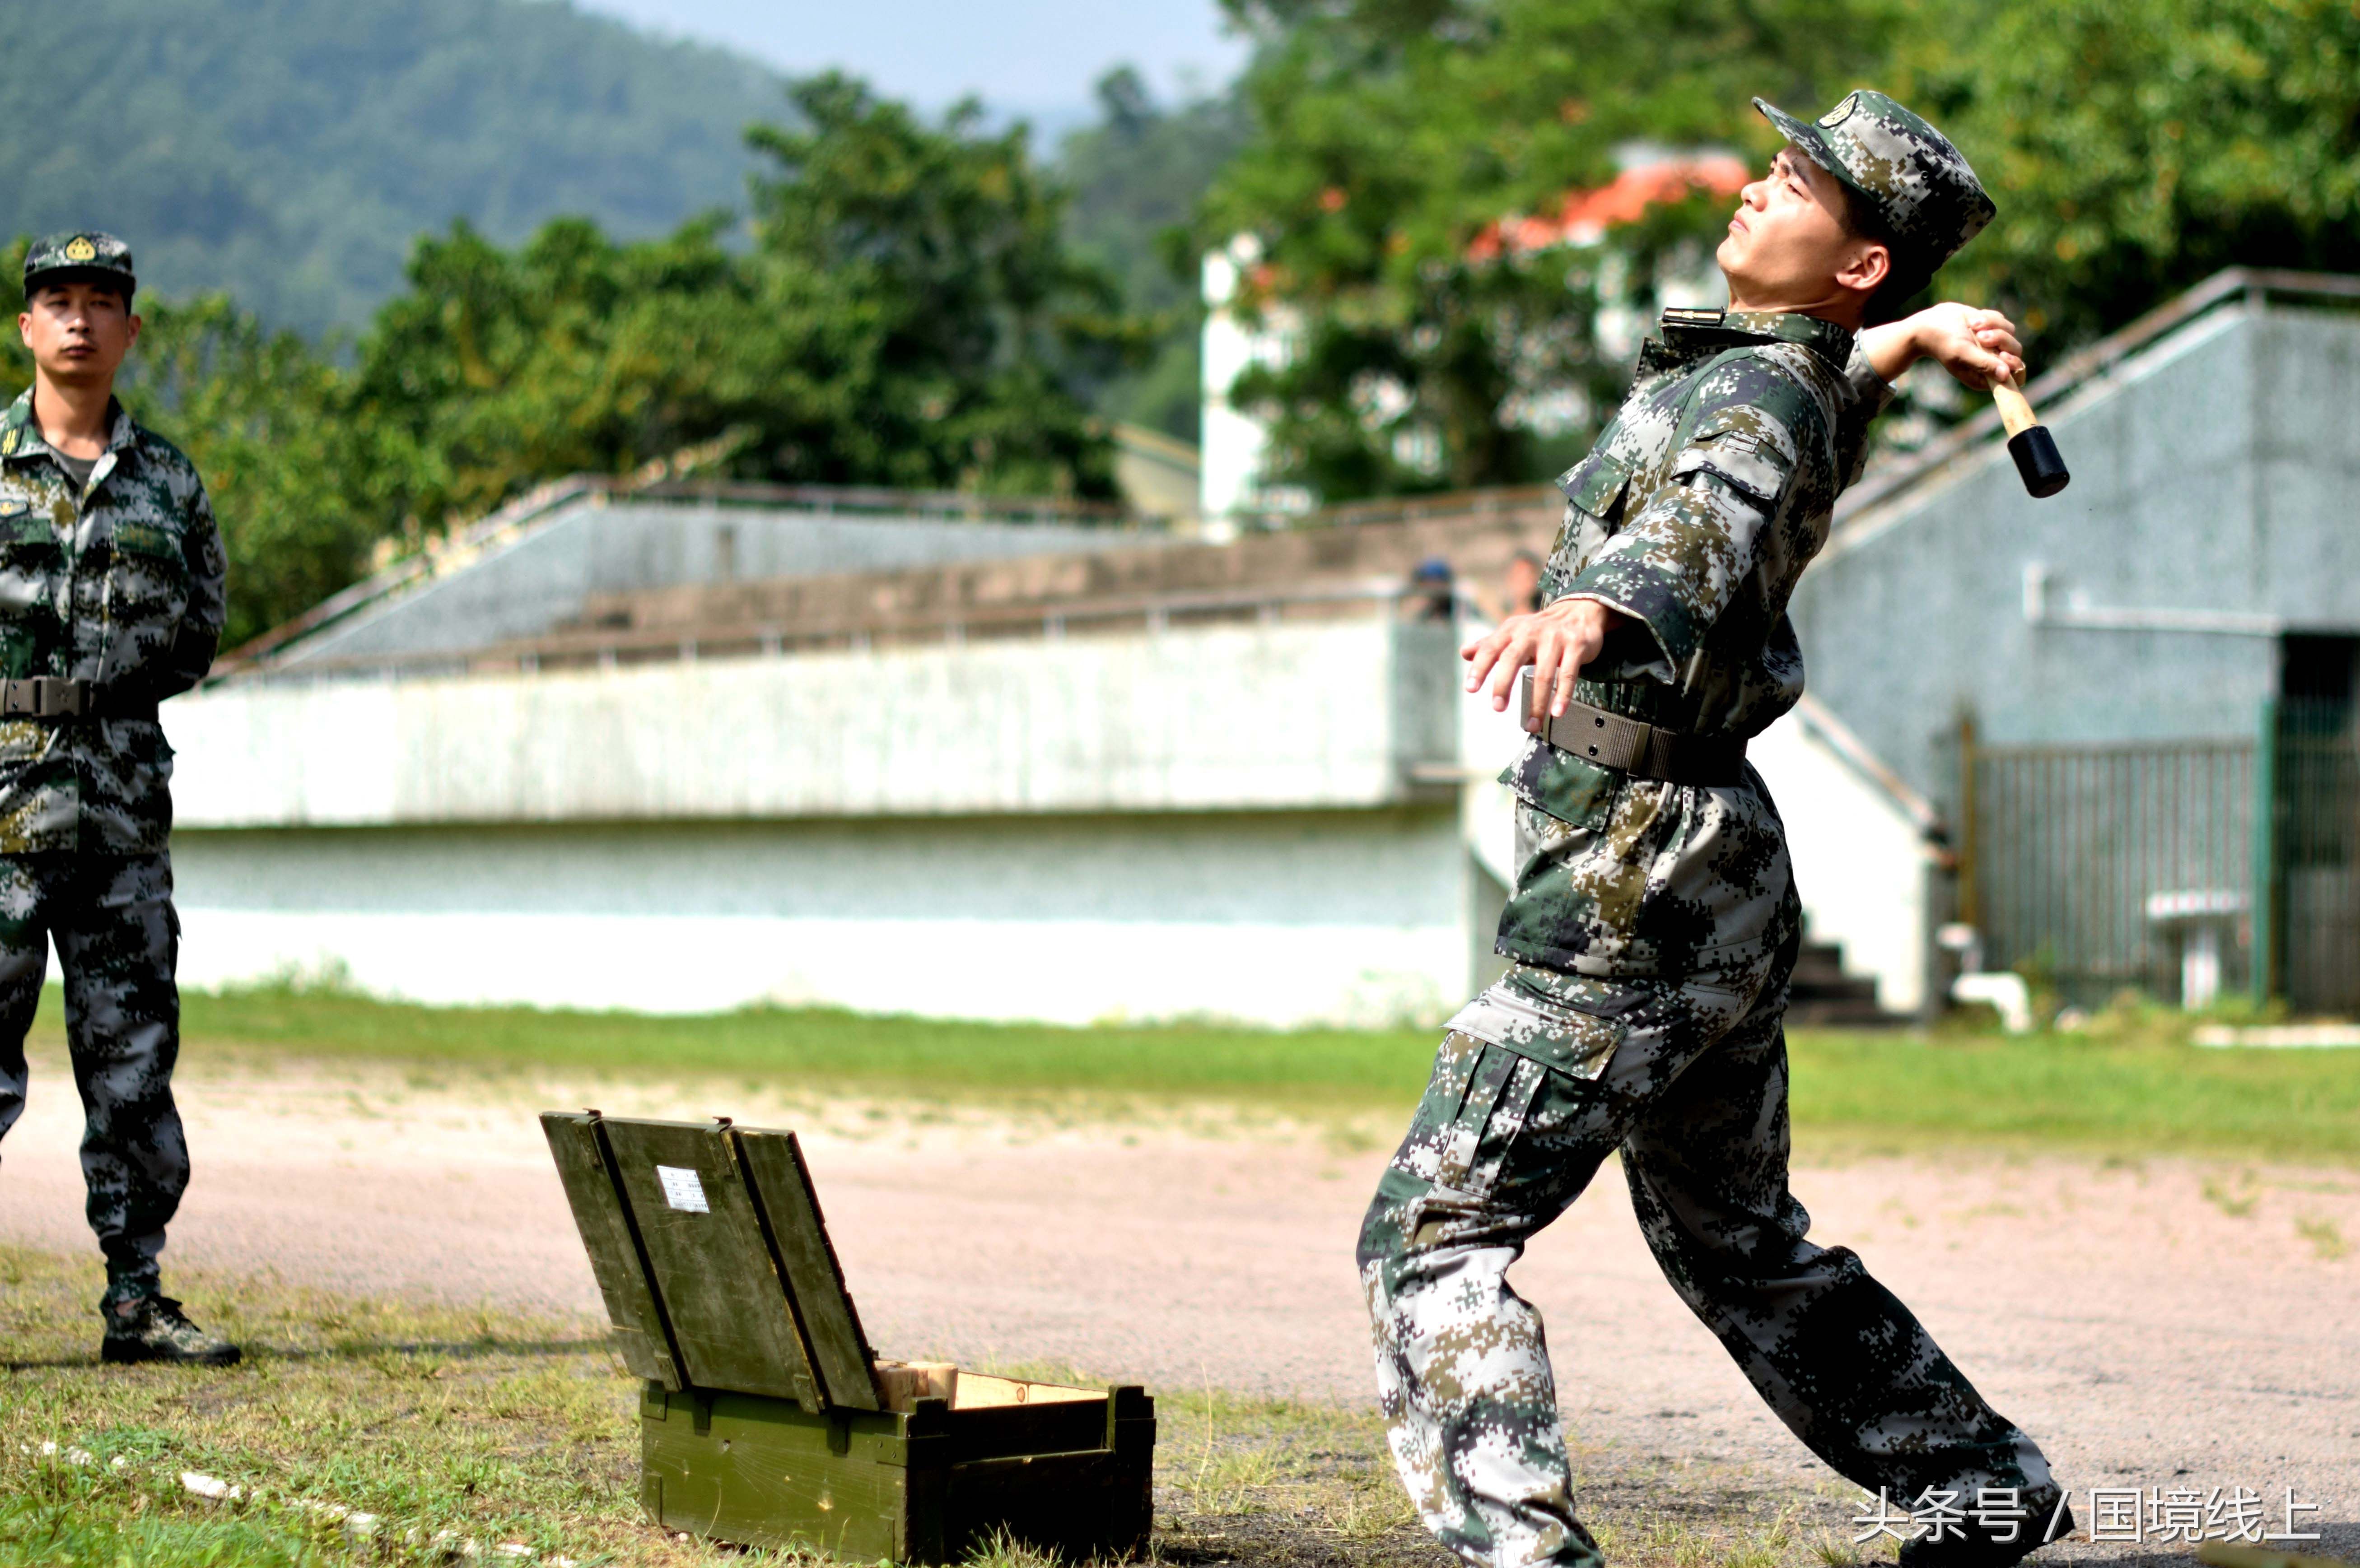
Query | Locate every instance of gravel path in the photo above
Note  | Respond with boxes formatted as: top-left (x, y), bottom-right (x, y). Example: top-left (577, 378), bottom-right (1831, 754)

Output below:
top-left (2, 1051), bottom-right (2354, 1557)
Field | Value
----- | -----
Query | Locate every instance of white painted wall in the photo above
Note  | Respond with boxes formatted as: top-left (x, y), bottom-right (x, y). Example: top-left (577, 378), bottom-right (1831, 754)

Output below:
top-left (1200, 236), bottom-right (1303, 523)
top-left (163, 615), bottom-right (1492, 1028)
top-left (168, 812), bottom-right (1472, 1028)
top-left (1748, 698), bottom-right (1940, 1014)
top-left (169, 620), bottom-right (1458, 828)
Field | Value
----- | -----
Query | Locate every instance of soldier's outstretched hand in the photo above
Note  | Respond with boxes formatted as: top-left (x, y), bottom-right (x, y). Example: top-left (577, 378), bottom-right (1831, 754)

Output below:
top-left (1461, 596), bottom-right (1624, 730)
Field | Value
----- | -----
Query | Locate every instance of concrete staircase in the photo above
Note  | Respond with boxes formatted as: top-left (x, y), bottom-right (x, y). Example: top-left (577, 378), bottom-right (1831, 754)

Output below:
top-left (1786, 935), bottom-right (1903, 1028)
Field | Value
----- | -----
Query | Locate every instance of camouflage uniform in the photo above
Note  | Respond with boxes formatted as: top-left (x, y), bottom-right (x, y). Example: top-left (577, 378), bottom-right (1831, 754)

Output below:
top-left (1357, 99), bottom-right (2066, 1568)
top-left (0, 233), bottom-right (227, 1307)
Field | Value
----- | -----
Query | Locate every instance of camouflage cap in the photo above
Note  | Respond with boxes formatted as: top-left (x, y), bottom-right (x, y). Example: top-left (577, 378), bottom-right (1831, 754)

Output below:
top-left (1753, 91), bottom-right (1994, 290)
top-left (23, 231), bottom-right (136, 300)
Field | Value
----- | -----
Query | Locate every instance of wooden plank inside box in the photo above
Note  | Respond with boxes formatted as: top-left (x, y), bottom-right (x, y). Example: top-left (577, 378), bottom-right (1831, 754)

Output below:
top-left (542, 1112), bottom-right (1155, 1563)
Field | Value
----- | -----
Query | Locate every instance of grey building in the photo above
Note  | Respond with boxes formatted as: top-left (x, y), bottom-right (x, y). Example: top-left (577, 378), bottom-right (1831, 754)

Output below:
top-left (1794, 270), bottom-right (2360, 1010)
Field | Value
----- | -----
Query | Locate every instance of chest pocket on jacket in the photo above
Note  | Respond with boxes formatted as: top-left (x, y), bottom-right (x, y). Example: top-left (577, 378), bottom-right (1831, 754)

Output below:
top-left (1550, 448), bottom-right (1636, 587)
top-left (106, 520), bottom-right (191, 636)
top-left (0, 497), bottom-right (63, 627)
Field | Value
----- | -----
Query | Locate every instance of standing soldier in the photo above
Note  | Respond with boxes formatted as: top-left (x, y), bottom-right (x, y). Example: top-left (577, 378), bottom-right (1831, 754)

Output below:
top-left (1359, 96), bottom-right (2071, 1566)
top-left (0, 233), bottom-right (235, 1365)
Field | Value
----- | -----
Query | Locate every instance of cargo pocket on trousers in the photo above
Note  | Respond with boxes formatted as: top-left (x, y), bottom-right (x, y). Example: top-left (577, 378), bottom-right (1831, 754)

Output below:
top-left (1432, 1042), bottom-right (1547, 1197)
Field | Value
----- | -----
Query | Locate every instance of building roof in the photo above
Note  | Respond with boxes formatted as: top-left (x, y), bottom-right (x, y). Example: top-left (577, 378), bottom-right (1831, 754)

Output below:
top-left (1468, 156), bottom-right (1751, 261)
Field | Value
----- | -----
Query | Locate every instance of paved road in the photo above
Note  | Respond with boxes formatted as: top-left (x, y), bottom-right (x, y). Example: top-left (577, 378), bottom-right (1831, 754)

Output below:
top-left (2, 1051), bottom-right (2354, 1554)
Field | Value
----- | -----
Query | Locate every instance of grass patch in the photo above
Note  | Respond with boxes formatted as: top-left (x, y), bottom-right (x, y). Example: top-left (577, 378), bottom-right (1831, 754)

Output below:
top-left (154, 987), bottom-right (1442, 1110)
top-left (29, 983), bottom-right (2360, 1161)
top-left (0, 1248), bottom-right (1862, 1568)
top-left (1785, 1029), bottom-right (2360, 1163)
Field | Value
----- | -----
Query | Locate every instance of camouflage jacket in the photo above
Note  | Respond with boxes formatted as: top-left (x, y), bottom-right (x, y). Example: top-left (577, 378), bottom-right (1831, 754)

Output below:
top-left (0, 389), bottom-right (227, 854)
top-left (1487, 307), bottom-right (1891, 981)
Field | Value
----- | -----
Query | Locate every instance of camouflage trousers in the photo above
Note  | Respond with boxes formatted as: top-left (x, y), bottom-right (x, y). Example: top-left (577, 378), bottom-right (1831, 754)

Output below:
top-left (0, 853), bottom-right (186, 1297)
top-left (1357, 934), bottom-right (2062, 1568)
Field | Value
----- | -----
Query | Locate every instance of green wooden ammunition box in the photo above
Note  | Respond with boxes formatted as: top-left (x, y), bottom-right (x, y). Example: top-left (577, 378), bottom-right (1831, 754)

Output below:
top-left (541, 1112), bottom-right (1155, 1563)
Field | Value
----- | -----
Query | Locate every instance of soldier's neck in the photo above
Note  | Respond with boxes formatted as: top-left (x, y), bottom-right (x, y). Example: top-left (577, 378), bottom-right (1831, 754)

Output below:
top-left (30, 372), bottom-right (114, 460)
top-left (1721, 275), bottom-right (1868, 331)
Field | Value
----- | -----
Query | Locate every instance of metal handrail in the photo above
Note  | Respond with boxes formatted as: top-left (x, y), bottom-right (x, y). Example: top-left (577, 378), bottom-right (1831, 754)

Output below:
top-left (1835, 267), bottom-right (2360, 529)
top-left (629, 479), bottom-right (1133, 521)
top-left (1314, 484), bottom-right (1558, 530)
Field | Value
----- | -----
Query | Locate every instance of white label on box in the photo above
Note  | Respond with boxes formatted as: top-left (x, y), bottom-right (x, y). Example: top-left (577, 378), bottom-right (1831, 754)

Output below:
top-left (656, 1165), bottom-right (709, 1213)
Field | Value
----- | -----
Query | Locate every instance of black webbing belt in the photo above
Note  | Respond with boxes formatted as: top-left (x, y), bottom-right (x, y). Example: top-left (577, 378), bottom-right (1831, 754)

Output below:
top-left (1520, 670), bottom-right (1746, 786)
top-left (0, 676), bottom-right (158, 722)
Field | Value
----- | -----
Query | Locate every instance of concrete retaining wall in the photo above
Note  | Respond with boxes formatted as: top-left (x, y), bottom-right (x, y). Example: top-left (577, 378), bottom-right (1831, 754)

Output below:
top-left (172, 620), bottom-right (1460, 827)
top-left (168, 810), bottom-right (1474, 1027)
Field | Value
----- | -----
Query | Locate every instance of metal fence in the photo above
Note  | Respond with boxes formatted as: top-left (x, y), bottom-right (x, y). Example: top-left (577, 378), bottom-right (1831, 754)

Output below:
top-left (1968, 734), bottom-right (2259, 1005)
top-left (2270, 700), bottom-right (2360, 1013)
top-left (1968, 705), bottom-right (2360, 1012)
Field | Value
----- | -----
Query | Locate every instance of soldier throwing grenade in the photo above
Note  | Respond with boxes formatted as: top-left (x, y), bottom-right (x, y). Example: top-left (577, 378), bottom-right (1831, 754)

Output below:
top-left (1359, 95), bottom-right (2072, 1567)
top-left (0, 233), bottom-right (236, 1365)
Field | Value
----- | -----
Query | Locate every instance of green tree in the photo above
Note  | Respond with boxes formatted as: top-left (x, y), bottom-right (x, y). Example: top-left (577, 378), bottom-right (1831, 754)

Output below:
top-left (1201, 0), bottom-right (1901, 505)
top-left (1058, 68), bottom-right (1254, 441)
top-left (742, 73), bottom-right (1147, 497)
top-left (123, 297), bottom-right (381, 649)
top-left (340, 72), bottom-right (1149, 543)
top-left (344, 214), bottom-right (767, 533)
top-left (1903, 0), bottom-right (2360, 355)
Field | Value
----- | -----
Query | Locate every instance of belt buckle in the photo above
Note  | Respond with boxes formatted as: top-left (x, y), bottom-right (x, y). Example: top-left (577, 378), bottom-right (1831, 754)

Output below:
top-left (34, 676), bottom-right (81, 717)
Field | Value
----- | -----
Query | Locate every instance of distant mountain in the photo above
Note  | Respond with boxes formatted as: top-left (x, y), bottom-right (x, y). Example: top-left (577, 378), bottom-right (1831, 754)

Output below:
top-left (0, 0), bottom-right (784, 333)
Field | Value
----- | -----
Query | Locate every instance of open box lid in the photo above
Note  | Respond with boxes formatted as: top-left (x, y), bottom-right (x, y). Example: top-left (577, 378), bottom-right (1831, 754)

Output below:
top-left (541, 1112), bottom-right (882, 1413)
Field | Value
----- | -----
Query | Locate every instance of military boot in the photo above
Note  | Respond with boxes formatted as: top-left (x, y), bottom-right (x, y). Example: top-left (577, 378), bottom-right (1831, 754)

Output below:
top-left (100, 1289), bottom-right (242, 1367)
top-left (1898, 1500), bottom-right (2075, 1568)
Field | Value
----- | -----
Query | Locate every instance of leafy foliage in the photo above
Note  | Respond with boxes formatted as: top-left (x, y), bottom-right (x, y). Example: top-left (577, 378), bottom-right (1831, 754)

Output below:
top-left (737, 74), bottom-right (1146, 496)
top-left (0, 0), bottom-right (781, 335)
top-left (1058, 69), bottom-right (1255, 441)
top-left (5, 76), bottom-right (1140, 645)
top-left (1904, 0), bottom-right (2360, 350)
top-left (1203, 0), bottom-right (2360, 505)
top-left (340, 214), bottom-right (765, 538)
top-left (1200, 0), bottom-right (1901, 501)
top-left (350, 74), bottom-right (1140, 533)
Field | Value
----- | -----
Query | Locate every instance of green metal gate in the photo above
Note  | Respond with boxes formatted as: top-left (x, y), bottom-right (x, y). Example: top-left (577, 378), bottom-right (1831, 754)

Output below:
top-left (1967, 706), bottom-right (2360, 1013)
top-left (1967, 732), bottom-right (2258, 1005)
top-left (2268, 699), bottom-right (2360, 1014)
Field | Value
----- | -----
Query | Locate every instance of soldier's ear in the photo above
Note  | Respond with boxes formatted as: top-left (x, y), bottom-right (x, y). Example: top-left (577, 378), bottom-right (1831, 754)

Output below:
top-left (1839, 239), bottom-right (1891, 297)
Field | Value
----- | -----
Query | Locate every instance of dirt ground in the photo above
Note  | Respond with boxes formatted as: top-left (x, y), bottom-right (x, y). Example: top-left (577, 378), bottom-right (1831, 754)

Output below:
top-left (1, 1048), bottom-right (2354, 1562)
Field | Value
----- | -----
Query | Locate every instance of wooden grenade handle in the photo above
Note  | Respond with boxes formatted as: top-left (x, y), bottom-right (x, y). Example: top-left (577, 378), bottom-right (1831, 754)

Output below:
top-left (1992, 376), bottom-right (2039, 437)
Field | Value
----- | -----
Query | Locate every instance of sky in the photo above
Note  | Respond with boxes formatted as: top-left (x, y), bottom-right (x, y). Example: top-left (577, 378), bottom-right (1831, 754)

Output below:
top-left (570, 0), bottom-right (1250, 132)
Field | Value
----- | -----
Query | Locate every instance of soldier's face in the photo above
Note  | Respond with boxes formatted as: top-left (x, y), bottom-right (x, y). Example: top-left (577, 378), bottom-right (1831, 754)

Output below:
top-left (1717, 149), bottom-right (1888, 319)
top-left (18, 282), bottom-right (140, 389)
